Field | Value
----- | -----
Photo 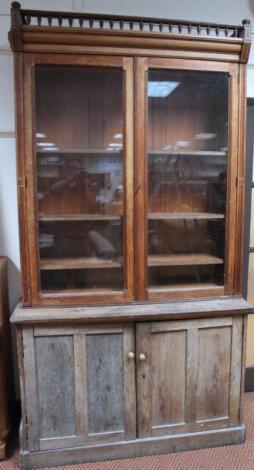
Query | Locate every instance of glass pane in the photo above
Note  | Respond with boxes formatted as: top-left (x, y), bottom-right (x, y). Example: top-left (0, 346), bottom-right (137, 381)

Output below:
top-left (147, 69), bottom-right (228, 290)
top-left (35, 66), bottom-right (124, 293)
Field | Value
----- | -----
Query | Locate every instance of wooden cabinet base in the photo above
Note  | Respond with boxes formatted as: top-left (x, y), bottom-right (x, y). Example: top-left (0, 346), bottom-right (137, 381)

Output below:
top-left (13, 302), bottom-right (251, 469)
top-left (20, 425), bottom-right (245, 470)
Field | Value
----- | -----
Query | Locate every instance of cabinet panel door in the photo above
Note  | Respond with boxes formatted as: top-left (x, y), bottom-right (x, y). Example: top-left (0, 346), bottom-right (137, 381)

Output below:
top-left (22, 323), bottom-right (136, 451)
top-left (136, 317), bottom-right (243, 438)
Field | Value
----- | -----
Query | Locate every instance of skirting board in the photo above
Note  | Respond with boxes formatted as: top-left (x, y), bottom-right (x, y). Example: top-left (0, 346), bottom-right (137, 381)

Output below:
top-left (245, 366), bottom-right (254, 392)
top-left (21, 426), bottom-right (245, 470)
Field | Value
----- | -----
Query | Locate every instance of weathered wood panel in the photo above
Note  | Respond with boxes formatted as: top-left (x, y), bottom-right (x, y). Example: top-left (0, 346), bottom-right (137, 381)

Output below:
top-left (35, 336), bottom-right (75, 438)
top-left (86, 333), bottom-right (124, 434)
top-left (151, 330), bottom-right (186, 427)
top-left (197, 326), bottom-right (231, 421)
top-left (11, 296), bottom-right (253, 325)
top-left (137, 316), bottom-right (243, 438)
top-left (24, 323), bottom-right (137, 451)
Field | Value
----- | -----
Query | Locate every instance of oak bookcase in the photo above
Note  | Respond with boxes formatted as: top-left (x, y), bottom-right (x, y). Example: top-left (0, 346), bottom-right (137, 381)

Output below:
top-left (9, 2), bottom-right (253, 468)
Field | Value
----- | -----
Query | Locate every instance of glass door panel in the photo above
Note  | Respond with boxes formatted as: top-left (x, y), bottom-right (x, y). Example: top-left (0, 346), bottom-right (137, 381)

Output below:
top-left (35, 65), bottom-right (125, 293)
top-left (147, 69), bottom-right (228, 290)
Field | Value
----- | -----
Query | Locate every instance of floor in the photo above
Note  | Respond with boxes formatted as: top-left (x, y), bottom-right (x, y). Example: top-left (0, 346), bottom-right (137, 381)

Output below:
top-left (1, 393), bottom-right (254, 470)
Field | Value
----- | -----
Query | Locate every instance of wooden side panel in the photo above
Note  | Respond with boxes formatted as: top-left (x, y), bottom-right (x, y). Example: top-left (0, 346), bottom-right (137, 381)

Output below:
top-left (34, 336), bottom-right (75, 438)
top-left (137, 316), bottom-right (244, 438)
top-left (86, 333), bottom-right (124, 434)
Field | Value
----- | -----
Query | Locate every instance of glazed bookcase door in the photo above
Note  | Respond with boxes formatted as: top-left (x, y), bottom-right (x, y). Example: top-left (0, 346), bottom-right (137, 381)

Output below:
top-left (134, 57), bottom-right (240, 301)
top-left (23, 54), bottom-right (134, 306)
top-left (136, 316), bottom-right (243, 438)
top-left (22, 323), bottom-right (136, 451)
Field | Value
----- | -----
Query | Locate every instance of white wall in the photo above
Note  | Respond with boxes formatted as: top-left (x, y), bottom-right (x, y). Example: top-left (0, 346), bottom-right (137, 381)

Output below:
top-left (0, 0), bottom-right (254, 311)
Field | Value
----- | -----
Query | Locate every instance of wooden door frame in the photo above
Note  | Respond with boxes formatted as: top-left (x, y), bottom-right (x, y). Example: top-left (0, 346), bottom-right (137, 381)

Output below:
top-left (134, 56), bottom-right (241, 301)
top-left (20, 53), bottom-right (134, 306)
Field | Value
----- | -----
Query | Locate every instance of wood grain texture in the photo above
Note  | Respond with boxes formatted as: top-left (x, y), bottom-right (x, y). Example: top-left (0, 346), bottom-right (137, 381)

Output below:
top-left (234, 64), bottom-right (247, 294)
top-left (148, 212), bottom-right (225, 221)
top-left (20, 425), bottom-right (246, 469)
top-left (197, 326), bottom-right (231, 421)
top-left (14, 53), bottom-right (31, 305)
top-left (151, 329), bottom-right (186, 431)
top-left (16, 328), bottom-right (29, 451)
top-left (18, 29), bottom-right (244, 62)
top-left (123, 57), bottom-right (135, 302)
top-left (148, 254), bottom-right (223, 267)
top-left (223, 66), bottom-right (239, 296)
top-left (35, 335), bottom-right (76, 438)
top-left (22, 328), bottom-right (40, 451)
top-left (229, 316), bottom-right (243, 425)
top-left (11, 297), bottom-right (253, 325)
top-left (136, 316), bottom-right (244, 439)
top-left (186, 328), bottom-right (198, 423)
top-left (39, 214), bottom-right (122, 222)
top-left (136, 323), bottom-right (151, 437)
top-left (134, 57), bottom-right (148, 300)
top-left (86, 333), bottom-right (124, 434)
top-left (21, 323), bottom-right (136, 452)
top-left (40, 257), bottom-right (122, 270)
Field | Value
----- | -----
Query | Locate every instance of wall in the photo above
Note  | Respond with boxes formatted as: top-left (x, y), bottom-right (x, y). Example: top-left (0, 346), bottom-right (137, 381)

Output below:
top-left (0, 0), bottom-right (254, 361)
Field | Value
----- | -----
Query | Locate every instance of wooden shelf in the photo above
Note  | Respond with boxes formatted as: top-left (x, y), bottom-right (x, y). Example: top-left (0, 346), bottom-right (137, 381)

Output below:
top-left (41, 287), bottom-right (121, 295)
top-left (40, 257), bottom-right (122, 271)
top-left (148, 212), bottom-right (225, 221)
top-left (149, 282), bottom-right (221, 291)
top-left (39, 214), bottom-right (122, 222)
top-left (148, 254), bottom-right (223, 267)
top-left (37, 148), bottom-right (122, 155)
top-left (148, 150), bottom-right (226, 156)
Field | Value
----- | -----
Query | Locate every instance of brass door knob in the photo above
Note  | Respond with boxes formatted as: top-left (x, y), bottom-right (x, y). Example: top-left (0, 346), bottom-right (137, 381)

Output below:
top-left (127, 351), bottom-right (135, 359)
top-left (139, 353), bottom-right (146, 361)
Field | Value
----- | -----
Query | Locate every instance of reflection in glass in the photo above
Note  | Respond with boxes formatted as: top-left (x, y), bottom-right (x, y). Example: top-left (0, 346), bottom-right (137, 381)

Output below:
top-left (147, 69), bottom-right (228, 290)
top-left (35, 66), bottom-right (124, 292)
top-left (37, 154), bottom-right (123, 216)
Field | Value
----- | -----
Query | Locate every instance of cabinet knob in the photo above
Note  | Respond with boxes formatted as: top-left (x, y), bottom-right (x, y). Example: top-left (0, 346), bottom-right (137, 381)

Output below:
top-left (127, 351), bottom-right (135, 359)
top-left (139, 353), bottom-right (146, 361)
